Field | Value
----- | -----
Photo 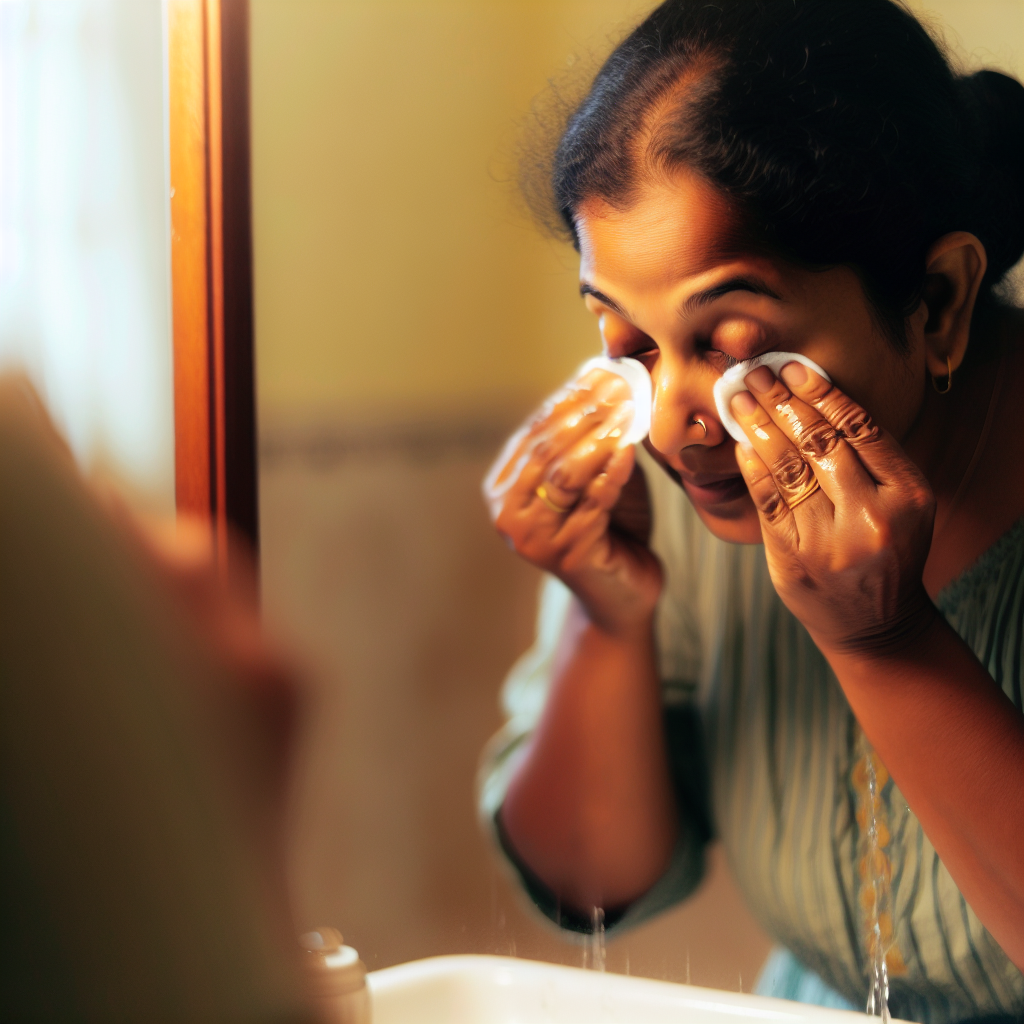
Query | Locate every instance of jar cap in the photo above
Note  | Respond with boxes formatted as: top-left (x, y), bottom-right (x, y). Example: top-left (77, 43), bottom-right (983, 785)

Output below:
top-left (298, 927), bottom-right (367, 997)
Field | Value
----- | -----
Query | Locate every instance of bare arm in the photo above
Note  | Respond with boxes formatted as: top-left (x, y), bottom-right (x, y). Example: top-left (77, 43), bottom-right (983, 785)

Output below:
top-left (501, 599), bottom-right (677, 914)
top-left (484, 370), bottom-right (678, 915)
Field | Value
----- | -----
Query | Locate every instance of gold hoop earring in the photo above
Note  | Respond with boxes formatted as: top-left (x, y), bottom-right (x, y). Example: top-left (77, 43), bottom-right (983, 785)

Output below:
top-left (932, 355), bottom-right (953, 395)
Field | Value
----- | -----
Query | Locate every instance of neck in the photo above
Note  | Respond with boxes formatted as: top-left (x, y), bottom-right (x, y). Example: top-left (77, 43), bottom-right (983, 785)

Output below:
top-left (902, 307), bottom-right (1007, 510)
top-left (902, 303), bottom-right (1023, 596)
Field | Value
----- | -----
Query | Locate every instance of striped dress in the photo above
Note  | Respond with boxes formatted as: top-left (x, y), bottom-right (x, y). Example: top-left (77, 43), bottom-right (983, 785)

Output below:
top-left (478, 446), bottom-right (1024, 1024)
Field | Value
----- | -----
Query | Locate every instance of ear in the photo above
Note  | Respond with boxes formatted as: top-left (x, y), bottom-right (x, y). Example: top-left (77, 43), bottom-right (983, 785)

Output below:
top-left (919, 232), bottom-right (987, 378)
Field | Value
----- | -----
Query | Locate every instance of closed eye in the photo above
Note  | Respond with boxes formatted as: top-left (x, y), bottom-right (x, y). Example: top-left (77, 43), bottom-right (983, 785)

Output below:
top-left (696, 339), bottom-right (742, 372)
top-left (620, 342), bottom-right (659, 364)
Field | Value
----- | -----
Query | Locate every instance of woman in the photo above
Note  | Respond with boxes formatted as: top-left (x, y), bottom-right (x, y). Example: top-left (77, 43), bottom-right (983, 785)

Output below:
top-left (478, 2), bottom-right (1023, 1022)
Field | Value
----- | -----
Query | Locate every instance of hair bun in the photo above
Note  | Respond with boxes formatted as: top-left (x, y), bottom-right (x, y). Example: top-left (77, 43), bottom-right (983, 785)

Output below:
top-left (957, 70), bottom-right (1024, 284)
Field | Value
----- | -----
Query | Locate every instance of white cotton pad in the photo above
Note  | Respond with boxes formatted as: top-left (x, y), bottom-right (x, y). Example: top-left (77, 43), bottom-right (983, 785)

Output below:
top-left (713, 352), bottom-right (831, 443)
top-left (576, 355), bottom-right (653, 446)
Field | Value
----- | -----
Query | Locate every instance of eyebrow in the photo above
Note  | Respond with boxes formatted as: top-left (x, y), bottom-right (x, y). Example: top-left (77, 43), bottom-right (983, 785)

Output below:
top-left (579, 283), bottom-right (628, 318)
top-left (680, 276), bottom-right (782, 316)
top-left (579, 275), bottom-right (782, 322)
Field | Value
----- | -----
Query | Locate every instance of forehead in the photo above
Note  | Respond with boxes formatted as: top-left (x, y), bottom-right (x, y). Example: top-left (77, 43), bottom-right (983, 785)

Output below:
top-left (575, 168), bottom-right (755, 293)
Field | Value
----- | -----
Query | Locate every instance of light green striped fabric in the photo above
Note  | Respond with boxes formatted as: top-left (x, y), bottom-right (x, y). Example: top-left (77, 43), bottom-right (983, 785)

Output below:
top-left (478, 446), bottom-right (1024, 1024)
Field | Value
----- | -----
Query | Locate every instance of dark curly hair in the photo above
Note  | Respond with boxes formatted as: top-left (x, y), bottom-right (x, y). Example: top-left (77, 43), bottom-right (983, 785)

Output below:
top-left (532, 0), bottom-right (1024, 349)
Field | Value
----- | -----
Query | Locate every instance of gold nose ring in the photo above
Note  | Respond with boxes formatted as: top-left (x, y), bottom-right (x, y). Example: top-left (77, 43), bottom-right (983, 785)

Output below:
top-left (692, 416), bottom-right (708, 438)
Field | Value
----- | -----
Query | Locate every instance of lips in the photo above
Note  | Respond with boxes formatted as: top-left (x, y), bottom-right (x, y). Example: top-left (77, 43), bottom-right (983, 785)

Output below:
top-left (679, 473), bottom-right (750, 506)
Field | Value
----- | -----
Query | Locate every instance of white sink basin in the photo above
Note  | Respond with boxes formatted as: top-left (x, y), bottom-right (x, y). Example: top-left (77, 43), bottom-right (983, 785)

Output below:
top-left (367, 954), bottom-right (877, 1024)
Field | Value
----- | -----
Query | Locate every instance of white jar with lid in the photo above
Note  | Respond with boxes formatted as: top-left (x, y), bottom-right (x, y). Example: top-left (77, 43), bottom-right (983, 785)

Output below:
top-left (299, 927), bottom-right (371, 1024)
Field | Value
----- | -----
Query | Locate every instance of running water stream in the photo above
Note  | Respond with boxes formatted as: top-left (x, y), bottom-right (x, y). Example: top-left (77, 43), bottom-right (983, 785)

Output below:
top-left (584, 907), bottom-right (606, 972)
top-left (862, 745), bottom-right (892, 1023)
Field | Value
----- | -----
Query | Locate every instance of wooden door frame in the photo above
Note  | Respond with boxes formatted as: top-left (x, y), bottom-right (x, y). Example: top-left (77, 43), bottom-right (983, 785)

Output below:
top-left (168, 0), bottom-right (259, 565)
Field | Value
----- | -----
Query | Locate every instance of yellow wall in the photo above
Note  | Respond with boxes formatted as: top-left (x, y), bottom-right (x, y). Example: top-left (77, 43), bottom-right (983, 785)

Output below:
top-left (251, 0), bottom-right (650, 428)
top-left (251, 0), bottom-right (1023, 429)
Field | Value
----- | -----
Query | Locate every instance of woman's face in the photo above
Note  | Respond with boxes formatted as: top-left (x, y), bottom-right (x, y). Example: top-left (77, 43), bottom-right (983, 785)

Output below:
top-left (576, 167), bottom-right (929, 544)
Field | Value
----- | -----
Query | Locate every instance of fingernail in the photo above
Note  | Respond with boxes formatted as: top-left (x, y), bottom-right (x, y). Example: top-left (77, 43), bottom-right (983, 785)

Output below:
top-left (730, 390), bottom-right (758, 415)
top-left (594, 401), bottom-right (632, 440)
top-left (779, 361), bottom-right (808, 387)
top-left (534, 438), bottom-right (554, 461)
top-left (745, 366), bottom-right (775, 393)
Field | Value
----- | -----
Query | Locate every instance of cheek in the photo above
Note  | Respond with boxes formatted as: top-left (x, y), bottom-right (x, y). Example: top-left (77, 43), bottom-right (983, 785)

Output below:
top-left (817, 332), bottom-right (924, 440)
top-left (859, 354), bottom-right (925, 441)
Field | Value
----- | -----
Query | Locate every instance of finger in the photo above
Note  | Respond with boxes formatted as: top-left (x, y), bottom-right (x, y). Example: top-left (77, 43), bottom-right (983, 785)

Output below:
top-left (561, 437), bottom-right (635, 514)
top-left (594, 445), bottom-right (636, 497)
top-left (734, 442), bottom-right (799, 554)
top-left (729, 388), bottom-right (830, 518)
top-left (551, 494), bottom-right (611, 554)
top-left (520, 370), bottom-right (626, 455)
top-left (545, 402), bottom-right (635, 494)
top-left (484, 373), bottom-right (626, 500)
top-left (482, 421), bottom-right (534, 507)
top-left (485, 406), bottom-right (601, 516)
top-left (520, 445), bottom-right (634, 552)
top-left (500, 390), bottom-right (635, 519)
top-left (742, 364), bottom-right (877, 504)
top-left (533, 415), bottom-right (634, 519)
top-left (776, 361), bottom-right (909, 489)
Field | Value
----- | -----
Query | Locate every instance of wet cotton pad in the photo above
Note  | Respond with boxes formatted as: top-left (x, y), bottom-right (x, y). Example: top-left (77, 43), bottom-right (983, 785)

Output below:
top-left (713, 352), bottom-right (831, 443)
top-left (576, 355), bottom-right (653, 446)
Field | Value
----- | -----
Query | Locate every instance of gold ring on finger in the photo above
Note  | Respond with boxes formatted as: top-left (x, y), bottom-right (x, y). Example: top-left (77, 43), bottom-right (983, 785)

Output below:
top-left (536, 483), bottom-right (573, 515)
top-left (785, 476), bottom-right (821, 511)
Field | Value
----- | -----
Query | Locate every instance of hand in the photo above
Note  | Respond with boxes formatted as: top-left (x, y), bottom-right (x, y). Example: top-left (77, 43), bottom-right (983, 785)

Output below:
top-left (730, 361), bottom-right (938, 656)
top-left (483, 368), bottom-right (663, 636)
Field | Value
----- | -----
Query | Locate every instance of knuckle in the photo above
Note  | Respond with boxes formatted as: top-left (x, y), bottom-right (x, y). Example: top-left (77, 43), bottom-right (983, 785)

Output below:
top-left (857, 518), bottom-right (893, 553)
top-left (560, 548), bottom-right (587, 574)
top-left (549, 461), bottom-right (588, 492)
top-left (599, 374), bottom-right (631, 404)
top-left (519, 538), bottom-right (548, 564)
top-left (765, 380), bottom-right (792, 406)
top-left (547, 464), bottom-right (571, 489)
top-left (771, 448), bottom-right (814, 492)
top-left (798, 420), bottom-right (841, 460)
top-left (833, 407), bottom-right (880, 444)
top-left (759, 488), bottom-right (790, 524)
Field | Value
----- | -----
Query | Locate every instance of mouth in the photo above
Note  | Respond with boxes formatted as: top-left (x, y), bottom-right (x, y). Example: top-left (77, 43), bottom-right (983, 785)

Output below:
top-left (679, 472), bottom-right (750, 506)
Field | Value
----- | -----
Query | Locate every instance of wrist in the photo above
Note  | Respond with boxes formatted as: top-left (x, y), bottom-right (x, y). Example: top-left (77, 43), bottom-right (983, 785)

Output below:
top-left (817, 588), bottom-right (943, 667)
top-left (562, 590), bottom-right (656, 647)
top-left (558, 571), bottom-right (660, 644)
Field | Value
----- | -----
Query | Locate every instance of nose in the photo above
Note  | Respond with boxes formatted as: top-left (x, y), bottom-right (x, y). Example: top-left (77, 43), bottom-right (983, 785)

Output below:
top-left (646, 356), bottom-right (726, 457)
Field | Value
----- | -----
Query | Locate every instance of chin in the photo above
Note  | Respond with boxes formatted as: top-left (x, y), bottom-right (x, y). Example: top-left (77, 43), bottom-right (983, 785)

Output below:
top-left (689, 493), bottom-right (764, 545)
